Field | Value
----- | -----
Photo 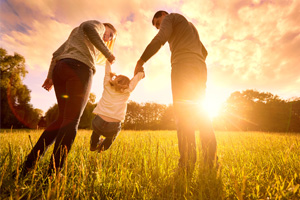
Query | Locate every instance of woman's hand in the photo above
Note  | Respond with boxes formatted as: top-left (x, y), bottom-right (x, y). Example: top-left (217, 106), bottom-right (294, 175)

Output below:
top-left (42, 78), bottom-right (53, 91)
top-left (107, 54), bottom-right (115, 64)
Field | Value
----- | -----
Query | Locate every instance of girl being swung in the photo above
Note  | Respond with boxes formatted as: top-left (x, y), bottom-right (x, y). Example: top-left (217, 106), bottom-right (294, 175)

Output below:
top-left (90, 61), bottom-right (144, 152)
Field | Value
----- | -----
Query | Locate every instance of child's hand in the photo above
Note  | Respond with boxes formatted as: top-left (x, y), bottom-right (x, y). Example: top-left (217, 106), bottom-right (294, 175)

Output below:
top-left (134, 59), bottom-right (145, 75)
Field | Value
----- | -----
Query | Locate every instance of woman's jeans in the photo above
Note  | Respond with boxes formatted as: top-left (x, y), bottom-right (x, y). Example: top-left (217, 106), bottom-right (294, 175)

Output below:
top-left (24, 58), bottom-right (93, 172)
top-left (90, 115), bottom-right (121, 151)
top-left (171, 62), bottom-right (217, 169)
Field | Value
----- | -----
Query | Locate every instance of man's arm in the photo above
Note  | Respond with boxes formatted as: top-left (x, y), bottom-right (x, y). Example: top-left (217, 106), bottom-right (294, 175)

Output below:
top-left (134, 38), bottom-right (162, 75)
top-left (135, 15), bottom-right (173, 75)
top-left (140, 39), bottom-right (162, 63)
top-left (134, 59), bottom-right (145, 75)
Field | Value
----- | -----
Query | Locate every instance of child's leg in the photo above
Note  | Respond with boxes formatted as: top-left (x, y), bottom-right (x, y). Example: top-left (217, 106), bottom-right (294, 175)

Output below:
top-left (98, 135), bottom-right (116, 151)
top-left (90, 130), bottom-right (101, 151)
top-left (97, 124), bottom-right (121, 152)
top-left (90, 116), bottom-right (121, 152)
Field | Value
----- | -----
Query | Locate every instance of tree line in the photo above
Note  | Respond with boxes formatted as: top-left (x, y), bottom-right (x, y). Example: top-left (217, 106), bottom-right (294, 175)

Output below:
top-left (213, 90), bottom-right (300, 132)
top-left (39, 97), bottom-right (176, 130)
top-left (1, 48), bottom-right (300, 132)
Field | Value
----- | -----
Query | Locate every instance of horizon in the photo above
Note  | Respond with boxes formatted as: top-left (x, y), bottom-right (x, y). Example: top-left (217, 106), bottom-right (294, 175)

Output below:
top-left (1, 0), bottom-right (299, 115)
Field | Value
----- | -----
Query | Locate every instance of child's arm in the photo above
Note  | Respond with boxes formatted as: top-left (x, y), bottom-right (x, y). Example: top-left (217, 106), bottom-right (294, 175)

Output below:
top-left (103, 60), bottom-right (112, 84)
top-left (128, 72), bottom-right (145, 92)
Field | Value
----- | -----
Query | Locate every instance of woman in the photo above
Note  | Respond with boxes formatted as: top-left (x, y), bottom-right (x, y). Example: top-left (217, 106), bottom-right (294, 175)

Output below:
top-left (18, 20), bottom-right (117, 177)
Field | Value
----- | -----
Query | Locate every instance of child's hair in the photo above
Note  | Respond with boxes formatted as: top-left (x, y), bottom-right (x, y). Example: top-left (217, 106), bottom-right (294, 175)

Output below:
top-left (109, 72), bottom-right (130, 92)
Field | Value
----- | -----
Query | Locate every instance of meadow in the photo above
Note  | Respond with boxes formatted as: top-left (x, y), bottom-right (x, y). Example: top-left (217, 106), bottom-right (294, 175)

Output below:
top-left (0, 129), bottom-right (300, 200)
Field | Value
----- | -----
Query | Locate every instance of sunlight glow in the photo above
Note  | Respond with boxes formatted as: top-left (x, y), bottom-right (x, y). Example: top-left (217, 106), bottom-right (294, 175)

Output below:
top-left (202, 96), bottom-right (223, 119)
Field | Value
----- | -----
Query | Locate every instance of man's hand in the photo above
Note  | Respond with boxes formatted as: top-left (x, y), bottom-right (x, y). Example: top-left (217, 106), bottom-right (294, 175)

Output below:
top-left (42, 78), bottom-right (53, 91)
top-left (134, 59), bottom-right (145, 76)
top-left (107, 54), bottom-right (115, 64)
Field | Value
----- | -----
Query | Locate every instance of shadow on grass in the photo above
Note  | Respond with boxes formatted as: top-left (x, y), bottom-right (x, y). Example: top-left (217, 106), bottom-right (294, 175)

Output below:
top-left (154, 164), bottom-right (224, 200)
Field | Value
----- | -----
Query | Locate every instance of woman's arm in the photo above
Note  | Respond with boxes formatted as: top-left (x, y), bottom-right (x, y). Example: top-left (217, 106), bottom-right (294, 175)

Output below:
top-left (81, 21), bottom-right (113, 59)
top-left (47, 41), bottom-right (67, 79)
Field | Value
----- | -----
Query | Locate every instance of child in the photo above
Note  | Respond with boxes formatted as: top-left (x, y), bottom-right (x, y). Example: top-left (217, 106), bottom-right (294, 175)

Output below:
top-left (90, 60), bottom-right (144, 152)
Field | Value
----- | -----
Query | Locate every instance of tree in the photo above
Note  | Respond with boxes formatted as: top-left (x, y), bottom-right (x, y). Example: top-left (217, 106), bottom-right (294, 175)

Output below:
top-left (38, 116), bottom-right (47, 128)
top-left (123, 102), bottom-right (175, 130)
top-left (44, 104), bottom-right (59, 126)
top-left (142, 102), bottom-right (167, 129)
top-left (160, 104), bottom-right (176, 130)
top-left (217, 89), bottom-right (297, 132)
top-left (287, 98), bottom-right (300, 132)
top-left (0, 48), bottom-right (41, 128)
top-left (123, 101), bottom-right (143, 129)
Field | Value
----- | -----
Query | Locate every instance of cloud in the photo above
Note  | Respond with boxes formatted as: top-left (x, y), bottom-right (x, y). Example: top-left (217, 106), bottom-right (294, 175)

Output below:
top-left (1, 0), bottom-right (299, 112)
top-left (1, 19), bottom-right (72, 72)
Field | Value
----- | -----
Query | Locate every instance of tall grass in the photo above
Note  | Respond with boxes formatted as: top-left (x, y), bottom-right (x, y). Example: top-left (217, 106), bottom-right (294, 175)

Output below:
top-left (0, 129), bottom-right (299, 199)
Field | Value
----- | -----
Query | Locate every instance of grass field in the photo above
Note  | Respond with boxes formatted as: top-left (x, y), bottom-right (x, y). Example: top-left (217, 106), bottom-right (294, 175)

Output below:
top-left (0, 129), bottom-right (300, 199)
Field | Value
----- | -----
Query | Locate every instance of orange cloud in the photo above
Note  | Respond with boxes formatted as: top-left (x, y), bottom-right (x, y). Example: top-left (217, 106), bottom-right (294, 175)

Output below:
top-left (1, 0), bottom-right (299, 112)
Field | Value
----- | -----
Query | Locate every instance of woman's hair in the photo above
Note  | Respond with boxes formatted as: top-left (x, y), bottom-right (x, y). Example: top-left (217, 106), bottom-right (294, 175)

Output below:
top-left (152, 10), bottom-right (169, 25)
top-left (96, 23), bottom-right (117, 65)
top-left (103, 23), bottom-right (117, 34)
top-left (109, 72), bottom-right (130, 93)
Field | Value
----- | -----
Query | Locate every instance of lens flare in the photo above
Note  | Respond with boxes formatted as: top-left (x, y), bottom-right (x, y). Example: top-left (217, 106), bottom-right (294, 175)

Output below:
top-left (6, 81), bottom-right (37, 128)
top-left (61, 95), bottom-right (69, 99)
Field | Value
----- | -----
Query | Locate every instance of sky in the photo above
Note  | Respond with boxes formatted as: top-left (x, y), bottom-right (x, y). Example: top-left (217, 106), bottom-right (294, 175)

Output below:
top-left (1, 0), bottom-right (300, 116)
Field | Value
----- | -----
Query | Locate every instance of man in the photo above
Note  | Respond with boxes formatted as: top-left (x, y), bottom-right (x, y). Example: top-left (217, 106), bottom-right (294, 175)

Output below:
top-left (135, 10), bottom-right (217, 170)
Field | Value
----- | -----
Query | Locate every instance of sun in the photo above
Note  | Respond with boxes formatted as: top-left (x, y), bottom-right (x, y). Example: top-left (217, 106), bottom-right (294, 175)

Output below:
top-left (202, 96), bottom-right (224, 119)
